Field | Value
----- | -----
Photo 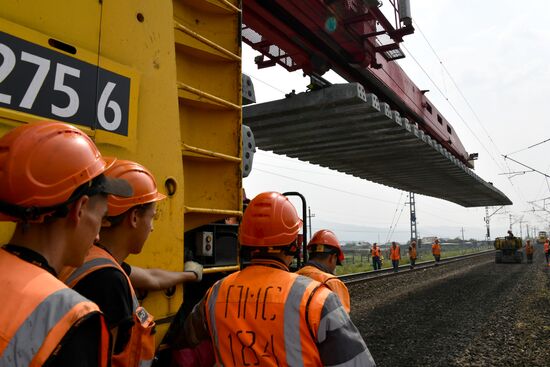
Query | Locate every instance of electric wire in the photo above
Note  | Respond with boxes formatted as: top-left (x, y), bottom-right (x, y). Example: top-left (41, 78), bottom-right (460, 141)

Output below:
top-left (412, 20), bottom-right (505, 167)
top-left (506, 137), bottom-right (550, 156)
top-left (400, 44), bottom-right (506, 173)
top-left (410, 19), bottom-right (536, 217)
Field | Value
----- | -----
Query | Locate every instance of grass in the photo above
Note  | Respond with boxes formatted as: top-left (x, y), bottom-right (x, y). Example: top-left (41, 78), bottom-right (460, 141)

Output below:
top-left (336, 245), bottom-right (492, 276)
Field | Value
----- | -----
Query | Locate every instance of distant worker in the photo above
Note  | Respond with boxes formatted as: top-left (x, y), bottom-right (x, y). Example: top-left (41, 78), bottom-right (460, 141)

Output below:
top-left (525, 239), bottom-right (534, 264)
top-left (62, 160), bottom-right (201, 366)
top-left (296, 229), bottom-right (351, 313)
top-left (390, 241), bottom-right (401, 272)
top-left (183, 192), bottom-right (375, 366)
top-left (432, 238), bottom-right (442, 265)
top-left (544, 239), bottom-right (549, 263)
top-left (371, 242), bottom-right (382, 270)
top-left (409, 241), bottom-right (418, 269)
top-left (0, 121), bottom-right (133, 366)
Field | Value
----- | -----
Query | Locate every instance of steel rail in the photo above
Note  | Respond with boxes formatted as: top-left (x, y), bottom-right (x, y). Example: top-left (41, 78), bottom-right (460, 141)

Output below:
top-left (339, 250), bottom-right (494, 285)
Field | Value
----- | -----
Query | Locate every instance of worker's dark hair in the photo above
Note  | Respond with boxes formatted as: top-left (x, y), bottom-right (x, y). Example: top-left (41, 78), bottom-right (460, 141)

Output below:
top-left (308, 251), bottom-right (336, 261)
top-left (105, 202), bottom-right (154, 228)
top-left (249, 239), bottom-right (299, 258)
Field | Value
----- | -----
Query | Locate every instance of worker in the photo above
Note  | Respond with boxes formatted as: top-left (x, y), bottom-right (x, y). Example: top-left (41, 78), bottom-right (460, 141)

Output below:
top-left (390, 241), bottom-right (401, 272)
top-left (409, 241), bottom-right (417, 269)
top-left (506, 230), bottom-right (515, 239)
top-left (544, 239), bottom-right (549, 264)
top-left (371, 242), bottom-right (382, 270)
top-left (183, 192), bottom-right (375, 366)
top-left (296, 229), bottom-right (351, 313)
top-left (61, 159), bottom-right (202, 367)
top-left (525, 239), bottom-right (534, 264)
top-left (0, 121), bottom-right (134, 366)
top-left (432, 238), bottom-right (442, 264)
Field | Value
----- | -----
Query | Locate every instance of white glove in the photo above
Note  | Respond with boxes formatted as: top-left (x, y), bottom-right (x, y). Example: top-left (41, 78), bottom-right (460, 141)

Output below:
top-left (184, 261), bottom-right (203, 282)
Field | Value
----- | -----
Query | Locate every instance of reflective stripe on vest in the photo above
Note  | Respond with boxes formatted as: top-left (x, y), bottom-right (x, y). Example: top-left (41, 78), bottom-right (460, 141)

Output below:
top-left (296, 265), bottom-right (351, 314)
top-left (205, 266), bottom-right (324, 366)
top-left (62, 246), bottom-right (155, 367)
top-left (284, 275), bottom-right (312, 367)
top-left (0, 249), bottom-right (108, 366)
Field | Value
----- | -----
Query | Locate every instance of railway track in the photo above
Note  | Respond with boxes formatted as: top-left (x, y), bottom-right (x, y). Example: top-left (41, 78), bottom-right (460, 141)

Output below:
top-left (348, 246), bottom-right (550, 366)
top-left (339, 250), bottom-right (494, 285)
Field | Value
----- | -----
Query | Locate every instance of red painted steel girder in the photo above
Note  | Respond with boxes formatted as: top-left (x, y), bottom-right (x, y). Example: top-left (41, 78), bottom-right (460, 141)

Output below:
top-left (242, 0), bottom-right (471, 164)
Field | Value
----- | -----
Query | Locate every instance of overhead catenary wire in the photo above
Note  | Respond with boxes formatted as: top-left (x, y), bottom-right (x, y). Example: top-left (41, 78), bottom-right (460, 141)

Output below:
top-left (505, 137), bottom-right (550, 156)
top-left (412, 20), bottom-right (506, 168)
top-left (400, 44), bottom-right (506, 173)
top-left (408, 19), bottom-right (536, 217)
top-left (252, 167), bottom-right (469, 226)
top-left (385, 192), bottom-right (404, 243)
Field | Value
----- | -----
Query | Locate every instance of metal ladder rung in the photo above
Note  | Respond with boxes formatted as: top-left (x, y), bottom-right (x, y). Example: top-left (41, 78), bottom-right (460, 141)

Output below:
top-left (182, 143), bottom-right (241, 163)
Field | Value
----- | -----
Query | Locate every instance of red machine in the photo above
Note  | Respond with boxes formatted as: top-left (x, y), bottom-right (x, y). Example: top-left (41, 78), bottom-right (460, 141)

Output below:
top-left (242, 0), bottom-right (472, 166)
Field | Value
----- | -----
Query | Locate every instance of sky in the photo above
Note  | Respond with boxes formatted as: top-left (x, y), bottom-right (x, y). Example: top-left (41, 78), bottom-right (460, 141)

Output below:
top-left (242, 0), bottom-right (550, 243)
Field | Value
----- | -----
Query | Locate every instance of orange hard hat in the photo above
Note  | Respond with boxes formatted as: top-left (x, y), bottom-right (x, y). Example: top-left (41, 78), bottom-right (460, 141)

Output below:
top-left (0, 121), bottom-right (132, 222)
top-left (104, 159), bottom-right (166, 216)
top-left (308, 229), bottom-right (344, 264)
top-left (238, 192), bottom-right (302, 247)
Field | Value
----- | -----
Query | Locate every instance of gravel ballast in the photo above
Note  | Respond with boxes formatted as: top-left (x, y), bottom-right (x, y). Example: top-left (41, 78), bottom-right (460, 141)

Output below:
top-left (349, 248), bottom-right (550, 366)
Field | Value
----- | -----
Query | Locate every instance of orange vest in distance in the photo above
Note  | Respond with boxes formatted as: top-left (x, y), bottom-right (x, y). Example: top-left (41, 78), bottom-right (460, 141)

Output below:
top-left (390, 245), bottom-right (401, 260)
top-left (432, 243), bottom-right (441, 255)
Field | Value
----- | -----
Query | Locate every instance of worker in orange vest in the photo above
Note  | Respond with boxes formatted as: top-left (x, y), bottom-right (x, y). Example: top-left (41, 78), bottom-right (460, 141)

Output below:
top-left (61, 160), bottom-right (202, 367)
top-left (371, 242), bottom-right (382, 270)
top-left (182, 192), bottom-right (375, 366)
top-left (525, 239), bottom-right (534, 264)
top-left (390, 241), bottom-right (401, 272)
top-left (432, 238), bottom-right (442, 264)
top-left (544, 239), bottom-right (549, 264)
top-left (0, 121), bottom-right (134, 366)
top-left (409, 241), bottom-right (418, 269)
top-left (296, 229), bottom-right (351, 313)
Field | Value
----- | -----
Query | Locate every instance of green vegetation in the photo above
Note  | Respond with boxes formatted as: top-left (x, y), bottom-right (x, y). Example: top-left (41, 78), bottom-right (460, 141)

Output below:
top-left (335, 244), bottom-right (492, 276)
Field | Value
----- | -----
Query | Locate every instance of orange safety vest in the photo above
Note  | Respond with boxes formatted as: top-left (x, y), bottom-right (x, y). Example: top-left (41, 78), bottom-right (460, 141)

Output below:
top-left (409, 246), bottom-right (417, 260)
top-left (390, 245), bottom-right (400, 260)
top-left (432, 243), bottom-right (441, 256)
top-left (61, 246), bottom-right (155, 367)
top-left (296, 264), bottom-right (351, 313)
top-left (525, 243), bottom-right (534, 255)
top-left (0, 248), bottom-right (109, 366)
top-left (545, 242), bottom-right (549, 254)
top-left (371, 247), bottom-right (381, 257)
top-left (204, 259), bottom-right (332, 366)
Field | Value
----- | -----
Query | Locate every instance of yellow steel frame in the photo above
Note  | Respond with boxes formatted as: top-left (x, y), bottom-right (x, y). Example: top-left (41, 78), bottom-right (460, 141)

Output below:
top-left (0, 0), bottom-right (242, 344)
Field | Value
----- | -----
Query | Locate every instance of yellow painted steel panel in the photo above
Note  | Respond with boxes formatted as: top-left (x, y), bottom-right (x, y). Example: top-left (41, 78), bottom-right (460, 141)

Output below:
top-left (97, 0), bottom-right (184, 328)
top-left (174, 0), bottom-right (242, 233)
top-left (0, 0), bottom-right (242, 345)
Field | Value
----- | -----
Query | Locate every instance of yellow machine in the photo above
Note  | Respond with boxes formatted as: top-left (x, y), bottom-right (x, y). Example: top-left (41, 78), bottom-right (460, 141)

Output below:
top-left (537, 231), bottom-right (548, 244)
top-left (0, 0), bottom-right (244, 344)
top-left (494, 237), bottom-right (523, 263)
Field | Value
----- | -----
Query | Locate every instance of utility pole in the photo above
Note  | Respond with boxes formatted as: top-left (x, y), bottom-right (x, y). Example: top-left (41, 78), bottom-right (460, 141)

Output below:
top-left (408, 192), bottom-right (418, 245)
top-left (509, 213), bottom-right (513, 231)
top-left (526, 224), bottom-right (530, 239)
top-left (484, 206), bottom-right (490, 242)
top-left (307, 206), bottom-right (315, 241)
top-left (461, 227), bottom-right (465, 241)
top-left (519, 219), bottom-right (524, 239)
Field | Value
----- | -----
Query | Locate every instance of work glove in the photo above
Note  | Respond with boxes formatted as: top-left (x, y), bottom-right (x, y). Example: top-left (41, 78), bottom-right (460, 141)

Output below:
top-left (185, 261), bottom-right (203, 282)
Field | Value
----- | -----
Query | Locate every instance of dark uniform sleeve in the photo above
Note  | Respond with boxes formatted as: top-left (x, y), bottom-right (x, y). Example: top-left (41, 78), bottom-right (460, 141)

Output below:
top-left (73, 267), bottom-right (134, 354)
top-left (315, 292), bottom-right (376, 366)
top-left (43, 313), bottom-right (105, 367)
top-left (183, 293), bottom-right (211, 347)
